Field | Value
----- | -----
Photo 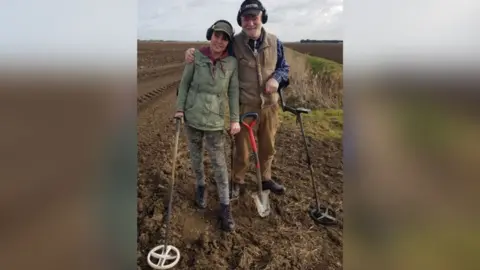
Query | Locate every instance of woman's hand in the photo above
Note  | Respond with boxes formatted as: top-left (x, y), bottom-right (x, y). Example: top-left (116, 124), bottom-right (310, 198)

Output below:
top-left (230, 122), bottom-right (240, 135)
top-left (174, 111), bottom-right (184, 122)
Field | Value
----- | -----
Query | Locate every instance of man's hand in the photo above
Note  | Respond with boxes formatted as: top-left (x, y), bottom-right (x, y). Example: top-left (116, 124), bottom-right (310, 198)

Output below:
top-left (265, 77), bottom-right (279, 94)
top-left (230, 122), bottom-right (240, 135)
top-left (185, 48), bottom-right (195, 63)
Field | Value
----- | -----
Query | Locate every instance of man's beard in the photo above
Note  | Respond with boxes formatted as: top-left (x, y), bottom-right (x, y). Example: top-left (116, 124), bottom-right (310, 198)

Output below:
top-left (243, 27), bottom-right (261, 39)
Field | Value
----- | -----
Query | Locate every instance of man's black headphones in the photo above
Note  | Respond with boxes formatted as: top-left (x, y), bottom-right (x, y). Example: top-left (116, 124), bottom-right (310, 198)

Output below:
top-left (236, 1), bottom-right (268, 26)
top-left (206, 20), bottom-right (234, 41)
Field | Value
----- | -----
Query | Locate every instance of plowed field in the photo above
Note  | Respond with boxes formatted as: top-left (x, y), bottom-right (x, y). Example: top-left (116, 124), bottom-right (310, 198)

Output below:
top-left (137, 41), bottom-right (343, 270)
top-left (284, 43), bottom-right (343, 64)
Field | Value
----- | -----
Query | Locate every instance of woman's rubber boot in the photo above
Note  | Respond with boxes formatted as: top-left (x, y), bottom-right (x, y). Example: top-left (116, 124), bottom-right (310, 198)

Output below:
top-left (219, 203), bottom-right (235, 232)
top-left (195, 185), bottom-right (207, 209)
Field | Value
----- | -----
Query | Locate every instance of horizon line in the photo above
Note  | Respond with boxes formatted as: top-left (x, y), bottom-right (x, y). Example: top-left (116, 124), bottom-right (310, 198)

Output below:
top-left (137, 39), bottom-right (343, 43)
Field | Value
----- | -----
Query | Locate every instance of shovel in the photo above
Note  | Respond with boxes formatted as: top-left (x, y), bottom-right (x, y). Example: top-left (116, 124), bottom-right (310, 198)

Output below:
top-left (240, 112), bottom-right (271, 218)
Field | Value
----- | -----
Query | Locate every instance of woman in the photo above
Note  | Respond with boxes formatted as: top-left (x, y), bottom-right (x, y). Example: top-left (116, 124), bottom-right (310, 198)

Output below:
top-left (174, 20), bottom-right (240, 232)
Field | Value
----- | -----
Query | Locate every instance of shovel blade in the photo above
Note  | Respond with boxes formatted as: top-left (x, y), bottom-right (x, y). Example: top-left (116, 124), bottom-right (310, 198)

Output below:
top-left (251, 190), bottom-right (271, 217)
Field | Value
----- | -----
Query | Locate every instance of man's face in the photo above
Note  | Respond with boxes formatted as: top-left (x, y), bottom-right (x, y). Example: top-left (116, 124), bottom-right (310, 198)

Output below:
top-left (241, 12), bottom-right (262, 38)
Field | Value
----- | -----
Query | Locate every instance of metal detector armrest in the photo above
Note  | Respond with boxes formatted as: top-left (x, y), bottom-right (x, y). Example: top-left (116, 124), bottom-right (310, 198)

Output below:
top-left (283, 105), bottom-right (297, 114)
top-left (284, 105), bottom-right (311, 115)
top-left (294, 107), bottom-right (311, 114)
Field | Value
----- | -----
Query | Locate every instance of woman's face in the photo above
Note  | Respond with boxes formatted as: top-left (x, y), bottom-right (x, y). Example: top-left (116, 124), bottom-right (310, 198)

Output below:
top-left (210, 31), bottom-right (229, 54)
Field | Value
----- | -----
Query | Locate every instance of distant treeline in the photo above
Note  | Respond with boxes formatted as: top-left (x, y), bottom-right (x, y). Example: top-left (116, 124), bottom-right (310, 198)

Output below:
top-left (138, 39), bottom-right (177, 42)
top-left (299, 40), bottom-right (343, 43)
top-left (138, 39), bottom-right (206, 43)
top-left (137, 39), bottom-right (343, 43)
top-left (138, 39), bottom-right (344, 43)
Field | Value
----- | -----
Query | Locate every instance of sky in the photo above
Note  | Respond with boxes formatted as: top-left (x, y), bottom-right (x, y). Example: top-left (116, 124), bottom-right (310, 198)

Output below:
top-left (345, 0), bottom-right (479, 66)
top-left (138, 0), bottom-right (343, 42)
top-left (0, 0), bottom-right (477, 68)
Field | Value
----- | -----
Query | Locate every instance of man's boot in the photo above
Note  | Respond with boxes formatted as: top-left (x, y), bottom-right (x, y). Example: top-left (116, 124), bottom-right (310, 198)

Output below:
top-left (262, 179), bottom-right (286, 195)
top-left (219, 203), bottom-right (235, 232)
top-left (195, 185), bottom-right (207, 209)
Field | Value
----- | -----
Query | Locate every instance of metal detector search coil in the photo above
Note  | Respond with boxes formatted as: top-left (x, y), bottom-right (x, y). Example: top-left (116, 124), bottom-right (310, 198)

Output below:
top-left (309, 206), bottom-right (337, 226)
top-left (147, 245), bottom-right (181, 270)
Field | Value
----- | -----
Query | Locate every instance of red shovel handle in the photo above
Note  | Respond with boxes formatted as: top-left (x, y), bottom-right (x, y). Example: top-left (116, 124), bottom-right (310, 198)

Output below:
top-left (240, 112), bottom-right (259, 153)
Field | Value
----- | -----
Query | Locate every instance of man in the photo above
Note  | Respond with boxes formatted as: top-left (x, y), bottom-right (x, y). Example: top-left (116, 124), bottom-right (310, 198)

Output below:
top-left (184, 0), bottom-right (290, 200)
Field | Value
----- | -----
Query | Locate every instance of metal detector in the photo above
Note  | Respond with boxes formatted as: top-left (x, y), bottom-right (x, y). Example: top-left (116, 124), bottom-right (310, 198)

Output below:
top-left (147, 116), bottom-right (182, 269)
top-left (277, 79), bottom-right (337, 226)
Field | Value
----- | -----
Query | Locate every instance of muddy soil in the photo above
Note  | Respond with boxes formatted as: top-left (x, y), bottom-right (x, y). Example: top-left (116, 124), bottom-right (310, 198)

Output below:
top-left (137, 41), bottom-right (343, 270)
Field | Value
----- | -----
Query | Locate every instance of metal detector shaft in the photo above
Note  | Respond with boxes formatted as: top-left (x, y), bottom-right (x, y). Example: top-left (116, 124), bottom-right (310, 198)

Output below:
top-left (297, 113), bottom-right (321, 210)
top-left (163, 118), bottom-right (181, 249)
